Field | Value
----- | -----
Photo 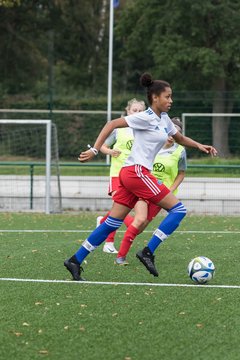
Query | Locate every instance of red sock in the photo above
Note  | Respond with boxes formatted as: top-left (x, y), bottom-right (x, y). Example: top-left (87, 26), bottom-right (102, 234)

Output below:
top-left (105, 230), bottom-right (116, 243)
top-left (124, 214), bottom-right (133, 227)
top-left (117, 225), bottom-right (139, 258)
top-left (100, 211), bottom-right (116, 243)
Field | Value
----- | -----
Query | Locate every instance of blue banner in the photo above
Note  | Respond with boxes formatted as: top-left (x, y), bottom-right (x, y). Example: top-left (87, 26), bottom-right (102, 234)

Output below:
top-left (113, 0), bottom-right (120, 8)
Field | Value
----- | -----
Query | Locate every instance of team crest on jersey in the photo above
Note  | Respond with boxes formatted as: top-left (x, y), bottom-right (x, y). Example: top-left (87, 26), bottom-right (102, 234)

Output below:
top-left (153, 162), bottom-right (165, 173)
top-left (126, 139), bottom-right (133, 150)
top-left (146, 108), bottom-right (153, 115)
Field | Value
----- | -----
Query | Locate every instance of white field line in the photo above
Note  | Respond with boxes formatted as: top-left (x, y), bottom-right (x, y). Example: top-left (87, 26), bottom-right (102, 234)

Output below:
top-left (0, 277), bottom-right (240, 289)
top-left (0, 229), bottom-right (239, 234)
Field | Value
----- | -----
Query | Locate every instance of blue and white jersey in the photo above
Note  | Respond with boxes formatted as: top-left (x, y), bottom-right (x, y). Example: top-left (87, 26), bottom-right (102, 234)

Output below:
top-left (123, 107), bottom-right (177, 170)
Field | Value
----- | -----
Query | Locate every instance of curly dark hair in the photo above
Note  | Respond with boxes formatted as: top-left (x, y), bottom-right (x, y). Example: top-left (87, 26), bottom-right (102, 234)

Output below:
top-left (140, 73), bottom-right (171, 105)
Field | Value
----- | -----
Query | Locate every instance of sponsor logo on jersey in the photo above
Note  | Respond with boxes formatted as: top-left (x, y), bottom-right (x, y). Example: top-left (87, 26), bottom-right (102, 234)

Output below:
top-left (126, 139), bottom-right (133, 150)
top-left (153, 162), bottom-right (165, 173)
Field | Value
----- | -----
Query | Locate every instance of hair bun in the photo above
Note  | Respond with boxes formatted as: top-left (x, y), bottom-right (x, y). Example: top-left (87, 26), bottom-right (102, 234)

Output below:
top-left (140, 73), bottom-right (153, 88)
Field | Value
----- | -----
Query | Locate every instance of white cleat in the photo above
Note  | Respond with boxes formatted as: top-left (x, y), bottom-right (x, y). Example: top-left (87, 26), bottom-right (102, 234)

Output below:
top-left (96, 216), bottom-right (104, 227)
top-left (103, 242), bottom-right (118, 254)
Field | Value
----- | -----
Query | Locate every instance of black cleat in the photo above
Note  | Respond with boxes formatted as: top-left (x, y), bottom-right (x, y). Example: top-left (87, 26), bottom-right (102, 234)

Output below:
top-left (64, 259), bottom-right (85, 281)
top-left (136, 247), bottom-right (159, 277)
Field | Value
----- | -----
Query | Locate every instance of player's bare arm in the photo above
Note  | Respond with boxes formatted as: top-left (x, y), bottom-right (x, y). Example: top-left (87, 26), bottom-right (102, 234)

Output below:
top-left (173, 131), bottom-right (217, 157)
top-left (100, 144), bottom-right (122, 157)
top-left (78, 118), bottom-right (128, 162)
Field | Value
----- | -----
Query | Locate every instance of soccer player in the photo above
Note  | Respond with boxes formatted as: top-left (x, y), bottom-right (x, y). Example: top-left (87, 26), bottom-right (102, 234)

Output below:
top-left (98, 98), bottom-right (146, 254)
top-left (115, 117), bottom-right (187, 265)
top-left (64, 72), bottom-right (217, 280)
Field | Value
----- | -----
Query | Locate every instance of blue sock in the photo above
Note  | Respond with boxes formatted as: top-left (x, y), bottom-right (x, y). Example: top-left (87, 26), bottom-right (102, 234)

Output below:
top-left (74, 216), bottom-right (123, 263)
top-left (148, 202), bottom-right (187, 254)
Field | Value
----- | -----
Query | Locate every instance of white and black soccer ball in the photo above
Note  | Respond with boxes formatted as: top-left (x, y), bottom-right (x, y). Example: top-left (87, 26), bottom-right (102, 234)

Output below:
top-left (188, 256), bottom-right (215, 284)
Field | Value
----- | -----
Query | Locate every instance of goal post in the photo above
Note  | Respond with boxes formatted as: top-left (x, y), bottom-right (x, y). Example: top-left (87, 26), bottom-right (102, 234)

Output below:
top-left (181, 113), bottom-right (240, 157)
top-left (0, 119), bottom-right (62, 214)
top-left (181, 113), bottom-right (240, 136)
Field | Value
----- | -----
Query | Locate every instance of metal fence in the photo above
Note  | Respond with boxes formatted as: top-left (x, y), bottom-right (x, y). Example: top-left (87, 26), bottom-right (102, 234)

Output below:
top-left (0, 162), bottom-right (239, 215)
top-left (0, 109), bottom-right (240, 214)
top-left (1, 109), bottom-right (240, 157)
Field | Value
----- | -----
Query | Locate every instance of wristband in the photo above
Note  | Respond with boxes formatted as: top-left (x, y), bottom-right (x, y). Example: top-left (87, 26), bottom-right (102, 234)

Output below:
top-left (87, 144), bottom-right (98, 156)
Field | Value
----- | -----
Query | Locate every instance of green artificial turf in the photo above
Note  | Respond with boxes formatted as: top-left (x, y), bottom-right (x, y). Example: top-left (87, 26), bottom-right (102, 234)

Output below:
top-left (0, 212), bottom-right (240, 360)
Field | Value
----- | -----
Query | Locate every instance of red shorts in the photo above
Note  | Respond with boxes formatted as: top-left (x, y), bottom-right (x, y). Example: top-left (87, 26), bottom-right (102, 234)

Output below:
top-left (113, 165), bottom-right (170, 210)
top-left (109, 175), bottom-right (161, 221)
top-left (108, 177), bottom-right (120, 196)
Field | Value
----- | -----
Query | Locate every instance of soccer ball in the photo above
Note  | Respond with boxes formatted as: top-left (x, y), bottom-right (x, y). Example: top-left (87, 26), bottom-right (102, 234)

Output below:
top-left (187, 256), bottom-right (215, 284)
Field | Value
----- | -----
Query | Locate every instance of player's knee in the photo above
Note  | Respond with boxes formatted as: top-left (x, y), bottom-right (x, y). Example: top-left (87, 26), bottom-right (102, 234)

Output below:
top-left (134, 214), bottom-right (147, 228)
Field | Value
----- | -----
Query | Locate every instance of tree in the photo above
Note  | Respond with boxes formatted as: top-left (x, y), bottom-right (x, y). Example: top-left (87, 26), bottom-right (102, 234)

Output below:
top-left (0, 1), bottom-right (50, 94)
top-left (115, 0), bottom-right (240, 156)
top-left (0, 0), bottom-right (20, 6)
top-left (51, 0), bottom-right (109, 94)
top-left (0, 0), bottom-right (110, 96)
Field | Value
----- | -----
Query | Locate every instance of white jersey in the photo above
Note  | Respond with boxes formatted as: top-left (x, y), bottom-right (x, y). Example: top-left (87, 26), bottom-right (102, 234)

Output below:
top-left (123, 107), bottom-right (177, 170)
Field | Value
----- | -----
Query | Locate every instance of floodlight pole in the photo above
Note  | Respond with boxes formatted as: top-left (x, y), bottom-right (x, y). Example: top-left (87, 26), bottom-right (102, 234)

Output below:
top-left (45, 121), bottom-right (51, 214)
top-left (106, 0), bottom-right (114, 165)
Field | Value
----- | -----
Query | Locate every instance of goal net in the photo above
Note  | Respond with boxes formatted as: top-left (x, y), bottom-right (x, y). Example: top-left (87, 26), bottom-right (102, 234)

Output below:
top-left (0, 119), bottom-right (62, 213)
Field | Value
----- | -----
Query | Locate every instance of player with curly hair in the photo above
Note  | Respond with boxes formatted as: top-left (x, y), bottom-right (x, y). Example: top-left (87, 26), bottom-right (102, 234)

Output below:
top-left (64, 73), bottom-right (217, 280)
